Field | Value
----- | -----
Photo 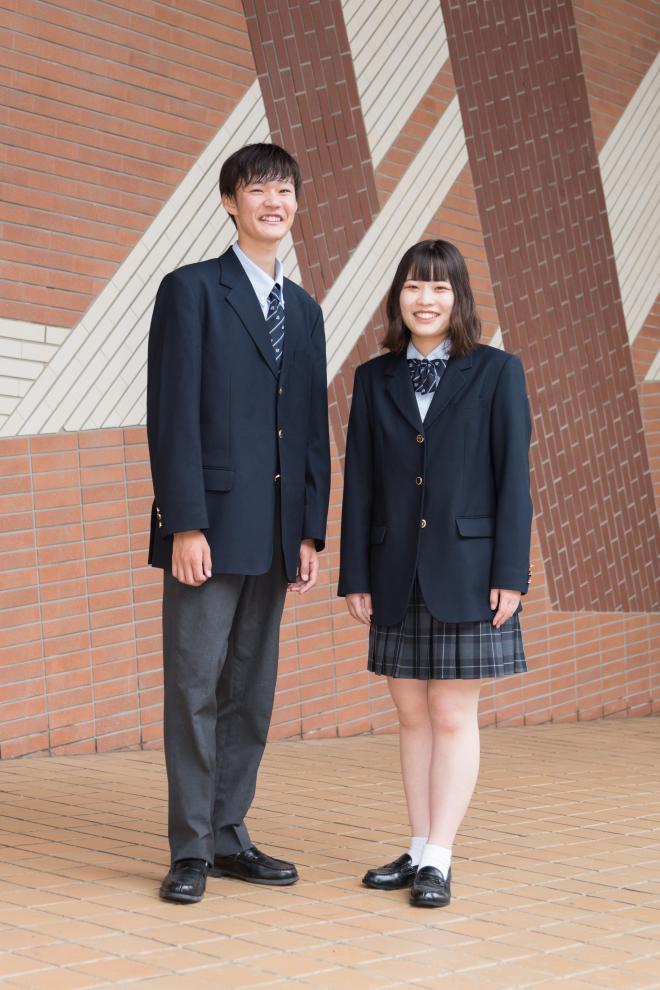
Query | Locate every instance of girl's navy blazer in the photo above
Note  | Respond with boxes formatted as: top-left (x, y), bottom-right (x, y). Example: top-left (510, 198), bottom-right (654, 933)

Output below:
top-left (337, 344), bottom-right (533, 625)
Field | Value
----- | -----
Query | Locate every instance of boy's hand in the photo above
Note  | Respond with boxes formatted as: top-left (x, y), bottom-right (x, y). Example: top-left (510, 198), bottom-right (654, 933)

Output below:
top-left (172, 531), bottom-right (212, 586)
top-left (288, 540), bottom-right (319, 594)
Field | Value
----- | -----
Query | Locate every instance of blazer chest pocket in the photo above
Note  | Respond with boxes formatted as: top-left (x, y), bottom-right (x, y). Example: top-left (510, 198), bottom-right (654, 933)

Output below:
top-left (370, 525), bottom-right (387, 544)
top-left (203, 467), bottom-right (234, 491)
top-left (456, 516), bottom-right (494, 538)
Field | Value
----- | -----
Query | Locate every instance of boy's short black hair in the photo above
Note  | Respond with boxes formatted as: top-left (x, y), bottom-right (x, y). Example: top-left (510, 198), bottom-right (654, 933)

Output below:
top-left (219, 143), bottom-right (302, 200)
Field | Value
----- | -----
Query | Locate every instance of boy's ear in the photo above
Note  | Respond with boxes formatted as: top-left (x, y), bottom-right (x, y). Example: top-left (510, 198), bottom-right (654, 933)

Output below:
top-left (221, 193), bottom-right (237, 216)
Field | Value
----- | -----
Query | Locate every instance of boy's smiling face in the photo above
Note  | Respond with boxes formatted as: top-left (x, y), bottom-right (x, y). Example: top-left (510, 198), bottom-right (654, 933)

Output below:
top-left (222, 177), bottom-right (298, 246)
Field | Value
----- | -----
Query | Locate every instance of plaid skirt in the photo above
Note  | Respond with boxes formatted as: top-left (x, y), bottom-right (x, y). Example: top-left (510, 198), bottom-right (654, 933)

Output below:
top-left (368, 577), bottom-right (527, 680)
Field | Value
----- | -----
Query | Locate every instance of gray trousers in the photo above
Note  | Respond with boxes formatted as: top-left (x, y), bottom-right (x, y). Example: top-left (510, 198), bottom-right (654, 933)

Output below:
top-left (162, 526), bottom-right (288, 863)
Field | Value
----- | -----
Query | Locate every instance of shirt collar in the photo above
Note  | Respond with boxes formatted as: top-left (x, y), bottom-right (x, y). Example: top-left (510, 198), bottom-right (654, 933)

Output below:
top-left (406, 336), bottom-right (451, 361)
top-left (232, 242), bottom-right (284, 308)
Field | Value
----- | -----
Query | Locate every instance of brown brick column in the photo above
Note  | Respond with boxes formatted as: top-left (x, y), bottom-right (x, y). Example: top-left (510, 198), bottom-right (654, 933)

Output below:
top-left (440, 0), bottom-right (660, 613)
top-left (241, 0), bottom-right (380, 300)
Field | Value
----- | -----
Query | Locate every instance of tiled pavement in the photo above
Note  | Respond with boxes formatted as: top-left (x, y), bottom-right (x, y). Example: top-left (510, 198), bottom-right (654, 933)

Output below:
top-left (0, 720), bottom-right (658, 989)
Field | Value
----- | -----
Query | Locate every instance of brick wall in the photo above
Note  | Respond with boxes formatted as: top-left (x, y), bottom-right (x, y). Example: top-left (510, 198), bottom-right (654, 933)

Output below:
top-left (0, 0), bottom-right (658, 757)
top-left (441, 0), bottom-right (660, 614)
top-left (0, 0), bottom-right (255, 327)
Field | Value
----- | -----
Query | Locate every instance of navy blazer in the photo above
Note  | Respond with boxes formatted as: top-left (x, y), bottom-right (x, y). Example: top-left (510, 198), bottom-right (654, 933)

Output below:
top-left (337, 344), bottom-right (533, 624)
top-left (147, 247), bottom-right (330, 582)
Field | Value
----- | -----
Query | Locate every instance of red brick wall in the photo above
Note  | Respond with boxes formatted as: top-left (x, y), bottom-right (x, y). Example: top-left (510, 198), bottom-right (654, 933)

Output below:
top-left (242, 0), bottom-right (379, 300)
top-left (0, 0), bottom-right (658, 758)
top-left (441, 0), bottom-right (660, 613)
top-left (573, 0), bottom-right (659, 151)
top-left (0, 0), bottom-right (255, 326)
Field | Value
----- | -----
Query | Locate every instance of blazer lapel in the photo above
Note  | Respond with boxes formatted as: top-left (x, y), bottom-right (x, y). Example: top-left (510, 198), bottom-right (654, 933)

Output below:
top-left (278, 277), bottom-right (301, 386)
top-left (385, 353), bottom-right (423, 432)
top-left (219, 248), bottom-right (279, 379)
top-left (422, 352), bottom-right (473, 430)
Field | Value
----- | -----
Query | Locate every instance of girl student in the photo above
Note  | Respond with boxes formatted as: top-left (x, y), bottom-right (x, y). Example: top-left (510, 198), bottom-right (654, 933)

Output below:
top-left (338, 240), bottom-right (533, 908)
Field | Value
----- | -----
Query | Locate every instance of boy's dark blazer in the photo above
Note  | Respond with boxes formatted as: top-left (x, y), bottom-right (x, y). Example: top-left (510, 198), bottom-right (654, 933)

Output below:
top-left (338, 344), bottom-right (533, 625)
top-left (147, 247), bottom-right (330, 582)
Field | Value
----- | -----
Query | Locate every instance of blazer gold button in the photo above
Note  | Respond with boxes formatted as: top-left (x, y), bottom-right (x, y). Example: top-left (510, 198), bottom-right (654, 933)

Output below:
top-left (420, 518), bottom-right (427, 528)
top-left (278, 428), bottom-right (284, 439)
top-left (416, 476), bottom-right (423, 486)
top-left (158, 521), bottom-right (163, 528)
top-left (416, 434), bottom-right (424, 444)
top-left (274, 473), bottom-right (281, 481)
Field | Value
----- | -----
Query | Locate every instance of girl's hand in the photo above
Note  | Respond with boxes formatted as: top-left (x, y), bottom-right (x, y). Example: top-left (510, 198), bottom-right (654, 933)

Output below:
top-left (346, 593), bottom-right (373, 626)
top-left (489, 588), bottom-right (521, 628)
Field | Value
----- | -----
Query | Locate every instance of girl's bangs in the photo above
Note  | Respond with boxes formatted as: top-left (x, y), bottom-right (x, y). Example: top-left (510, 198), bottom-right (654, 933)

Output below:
top-left (406, 250), bottom-right (450, 284)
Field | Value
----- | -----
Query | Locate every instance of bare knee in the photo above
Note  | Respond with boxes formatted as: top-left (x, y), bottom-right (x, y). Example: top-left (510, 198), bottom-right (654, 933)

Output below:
top-left (388, 679), bottom-right (430, 730)
top-left (429, 703), bottom-right (468, 734)
top-left (428, 684), bottom-right (480, 734)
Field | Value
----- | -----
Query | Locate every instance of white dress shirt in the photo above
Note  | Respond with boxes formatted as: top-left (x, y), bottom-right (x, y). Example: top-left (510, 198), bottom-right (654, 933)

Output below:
top-left (406, 337), bottom-right (452, 422)
top-left (232, 242), bottom-right (284, 317)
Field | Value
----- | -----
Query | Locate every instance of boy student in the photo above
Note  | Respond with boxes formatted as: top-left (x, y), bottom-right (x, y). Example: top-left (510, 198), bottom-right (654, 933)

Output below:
top-left (147, 144), bottom-right (330, 903)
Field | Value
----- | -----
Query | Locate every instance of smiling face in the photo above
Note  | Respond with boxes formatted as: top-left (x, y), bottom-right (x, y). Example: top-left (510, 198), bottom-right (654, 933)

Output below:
top-left (222, 177), bottom-right (298, 249)
top-left (399, 276), bottom-right (455, 353)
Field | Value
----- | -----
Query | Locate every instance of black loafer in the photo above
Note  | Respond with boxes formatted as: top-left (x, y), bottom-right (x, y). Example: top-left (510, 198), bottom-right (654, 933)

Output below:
top-left (410, 865), bottom-right (451, 907)
top-left (210, 845), bottom-right (298, 885)
top-left (362, 853), bottom-right (417, 890)
top-left (159, 858), bottom-right (208, 903)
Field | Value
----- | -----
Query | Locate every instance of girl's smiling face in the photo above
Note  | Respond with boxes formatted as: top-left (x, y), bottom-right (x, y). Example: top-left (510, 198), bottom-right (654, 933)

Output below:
top-left (399, 276), bottom-right (454, 352)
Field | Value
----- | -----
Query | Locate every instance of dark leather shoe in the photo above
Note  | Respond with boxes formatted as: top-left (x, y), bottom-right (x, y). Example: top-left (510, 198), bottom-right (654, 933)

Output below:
top-left (362, 853), bottom-right (417, 890)
top-left (159, 858), bottom-right (208, 903)
top-left (210, 845), bottom-right (298, 885)
top-left (410, 865), bottom-right (451, 907)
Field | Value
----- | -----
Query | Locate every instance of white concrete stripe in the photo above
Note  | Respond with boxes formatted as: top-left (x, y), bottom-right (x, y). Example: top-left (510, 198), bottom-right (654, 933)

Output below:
top-left (601, 53), bottom-right (660, 347)
top-left (342, 0), bottom-right (447, 166)
top-left (0, 320), bottom-right (69, 421)
top-left (2, 22), bottom-right (658, 434)
top-left (323, 97), bottom-right (467, 380)
top-left (646, 342), bottom-right (660, 382)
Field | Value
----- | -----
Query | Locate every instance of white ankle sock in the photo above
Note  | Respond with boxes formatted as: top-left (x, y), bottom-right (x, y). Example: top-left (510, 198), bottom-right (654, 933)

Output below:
top-left (407, 836), bottom-right (428, 867)
top-left (419, 842), bottom-right (451, 877)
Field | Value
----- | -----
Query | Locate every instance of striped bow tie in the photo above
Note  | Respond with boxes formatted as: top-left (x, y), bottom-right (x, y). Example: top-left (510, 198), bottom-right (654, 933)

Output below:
top-left (407, 358), bottom-right (447, 394)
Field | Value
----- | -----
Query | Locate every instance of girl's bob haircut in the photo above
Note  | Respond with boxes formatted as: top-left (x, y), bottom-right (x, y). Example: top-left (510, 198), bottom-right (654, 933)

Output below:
top-left (382, 240), bottom-right (481, 356)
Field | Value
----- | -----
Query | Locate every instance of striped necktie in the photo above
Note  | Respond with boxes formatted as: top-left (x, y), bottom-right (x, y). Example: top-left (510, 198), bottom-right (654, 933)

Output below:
top-left (407, 357), bottom-right (447, 394)
top-left (266, 283), bottom-right (285, 365)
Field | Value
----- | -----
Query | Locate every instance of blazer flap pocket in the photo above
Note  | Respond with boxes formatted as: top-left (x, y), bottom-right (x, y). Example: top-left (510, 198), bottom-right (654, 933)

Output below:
top-left (203, 468), bottom-right (235, 491)
top-left (456, 515), bottom-right (495, 538)
top-left (370, 525), bottom-right (387, 545)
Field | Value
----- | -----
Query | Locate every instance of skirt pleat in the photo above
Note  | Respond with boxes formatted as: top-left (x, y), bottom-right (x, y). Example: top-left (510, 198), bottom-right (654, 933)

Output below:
top-left (368, 577), bottom-right (527, 680)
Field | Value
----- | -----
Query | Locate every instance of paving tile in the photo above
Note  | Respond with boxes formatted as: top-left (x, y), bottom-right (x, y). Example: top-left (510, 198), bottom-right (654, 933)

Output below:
top-left (11, 970), bottom-right (108, 990)
top-left (579, 966), bottom-right (658, 988)
top-left (0, 722), bottom-right (658, 990)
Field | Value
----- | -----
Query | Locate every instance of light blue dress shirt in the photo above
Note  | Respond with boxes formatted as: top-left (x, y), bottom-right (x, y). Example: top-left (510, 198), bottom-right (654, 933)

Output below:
top-left (232, 242), bottom-right (284, 317)
top-left (406, 337), bottom-right (452, 422)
